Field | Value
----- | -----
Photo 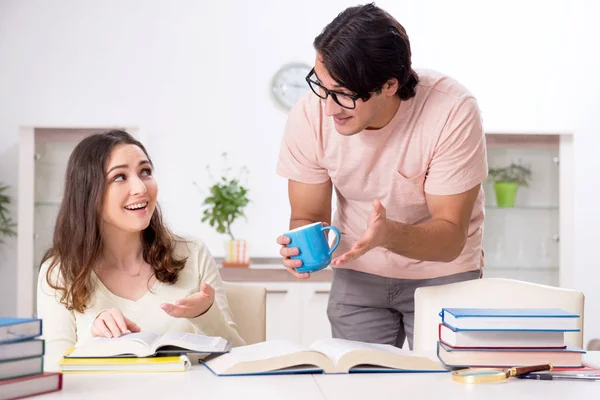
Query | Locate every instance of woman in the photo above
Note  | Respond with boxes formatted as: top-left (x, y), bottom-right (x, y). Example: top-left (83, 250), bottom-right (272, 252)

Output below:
top-left (37, 130), bottom-right (245, 371)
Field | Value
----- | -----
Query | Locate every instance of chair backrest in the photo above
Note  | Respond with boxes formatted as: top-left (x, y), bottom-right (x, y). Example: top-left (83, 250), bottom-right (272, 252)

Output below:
top-left (223, 281), bottom-right (266, 345)
top-left (413, 278), bottom-right (584, 352)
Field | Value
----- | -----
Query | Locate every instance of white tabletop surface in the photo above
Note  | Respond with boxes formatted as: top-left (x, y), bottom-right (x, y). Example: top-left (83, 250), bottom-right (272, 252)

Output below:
top-left (40, 367), bottom-right (324, 400)
top-left (314, 367), bottom-right (600, 400)
top-left (39, 352), bottom-right (600, 400)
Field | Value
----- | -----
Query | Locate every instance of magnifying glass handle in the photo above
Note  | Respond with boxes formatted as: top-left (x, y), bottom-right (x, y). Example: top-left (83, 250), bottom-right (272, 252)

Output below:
top-left (508, 364), bottom-right (553, 377)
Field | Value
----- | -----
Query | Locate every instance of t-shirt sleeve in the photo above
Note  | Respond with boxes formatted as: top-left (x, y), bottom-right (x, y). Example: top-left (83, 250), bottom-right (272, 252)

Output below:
top-left (37, 260), bottom-right (77, 372)
top-left (424, 97), bottom-right (488, 195)
top-left (276, 95), bottom-right (330, 184)
top-left (187, 239), bottom-right (246, 347)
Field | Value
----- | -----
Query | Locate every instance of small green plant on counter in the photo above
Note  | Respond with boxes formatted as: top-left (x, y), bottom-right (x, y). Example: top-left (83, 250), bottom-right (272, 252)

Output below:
top-left (197, 153), bottom-right (249, 241)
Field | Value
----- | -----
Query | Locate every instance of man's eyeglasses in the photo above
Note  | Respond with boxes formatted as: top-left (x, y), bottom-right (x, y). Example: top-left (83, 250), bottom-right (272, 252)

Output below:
top-left (305, 68), bottom-right (360, 110)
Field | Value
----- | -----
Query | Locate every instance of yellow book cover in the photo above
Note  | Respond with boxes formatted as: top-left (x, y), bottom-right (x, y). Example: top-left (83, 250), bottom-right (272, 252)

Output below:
top-left (58, 352), bottom-right (191, 373)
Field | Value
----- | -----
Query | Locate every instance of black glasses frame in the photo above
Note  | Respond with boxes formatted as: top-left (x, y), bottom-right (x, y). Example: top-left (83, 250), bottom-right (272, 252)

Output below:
top-left (305, 68), bottom-right (361, 110)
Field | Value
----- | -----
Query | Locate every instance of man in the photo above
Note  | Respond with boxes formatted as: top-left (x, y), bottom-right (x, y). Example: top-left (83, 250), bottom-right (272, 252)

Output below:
top-left (276, 3), bottom-right (487, 349)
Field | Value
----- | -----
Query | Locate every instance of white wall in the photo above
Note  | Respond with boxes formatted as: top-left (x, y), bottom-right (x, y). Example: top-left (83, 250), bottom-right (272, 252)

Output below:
top-left (1, 0), bottom-right (599, 344)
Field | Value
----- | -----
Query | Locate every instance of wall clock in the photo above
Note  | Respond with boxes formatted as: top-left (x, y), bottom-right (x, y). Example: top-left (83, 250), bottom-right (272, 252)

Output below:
top-left (271, 62), bottom-right (312, 110)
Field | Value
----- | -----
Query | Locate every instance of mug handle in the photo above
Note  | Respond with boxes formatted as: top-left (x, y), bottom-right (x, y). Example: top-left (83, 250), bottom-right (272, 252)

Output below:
top-left (321, 226), bottom-right (341, 256)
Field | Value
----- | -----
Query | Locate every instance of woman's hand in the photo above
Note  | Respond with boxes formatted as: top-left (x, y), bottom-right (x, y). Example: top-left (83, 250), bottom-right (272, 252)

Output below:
top-left (92, 308), bottom-right (141, 338)
top-left (160, 283), bottom-right (215, 318)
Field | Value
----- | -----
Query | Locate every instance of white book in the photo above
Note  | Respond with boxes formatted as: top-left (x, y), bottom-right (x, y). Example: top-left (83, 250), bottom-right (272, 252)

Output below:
top-left (0, 372), bottom-right (62, 399)
top-left (66, 331), bottom-right (231, 358)
top-left (439, 323), bottom-right (566, 348)
top-left (203, 338), bottom-right (446, 375)
top-left (0, 339), bottom-right (45, 362)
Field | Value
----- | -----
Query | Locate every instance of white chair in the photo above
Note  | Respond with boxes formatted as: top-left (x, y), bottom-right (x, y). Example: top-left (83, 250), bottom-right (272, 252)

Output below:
top-left (587, 338), bottom-right (600, 350)
top-left (223, 281), bottom-right (266, 345)
top-left (413, 278), bottom-right (584, 352)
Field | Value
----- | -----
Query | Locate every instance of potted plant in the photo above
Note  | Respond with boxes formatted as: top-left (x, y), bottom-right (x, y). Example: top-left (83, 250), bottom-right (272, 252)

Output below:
top-left (0, 183), bottom-right (17, 243)
top-left (488, 162), bottom-right (532, 207)
top-left (199, 153), bottom-right (251, 267)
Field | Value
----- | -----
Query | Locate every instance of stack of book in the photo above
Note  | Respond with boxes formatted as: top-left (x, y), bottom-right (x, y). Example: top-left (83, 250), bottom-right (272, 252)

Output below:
top-left (435, 308), bottom-right (586, 368)
top-left (0, 317), bottom-right (62, 399)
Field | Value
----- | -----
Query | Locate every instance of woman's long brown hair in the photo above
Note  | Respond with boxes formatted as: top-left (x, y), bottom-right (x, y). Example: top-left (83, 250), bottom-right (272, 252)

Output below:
top-left (41, 130), bottom-right (187, 313)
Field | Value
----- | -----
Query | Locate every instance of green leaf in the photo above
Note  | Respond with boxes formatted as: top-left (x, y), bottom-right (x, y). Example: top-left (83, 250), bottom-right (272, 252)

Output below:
top-left (200, 163), bottom-right (250, 240)
top-left (0, 183), bottom-right (17, 242)
top-left (488, 162), bottom-right (532, 187)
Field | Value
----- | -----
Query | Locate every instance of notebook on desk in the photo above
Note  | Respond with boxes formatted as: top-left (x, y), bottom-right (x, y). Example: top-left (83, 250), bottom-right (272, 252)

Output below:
top-left (202, 338), bottom-right (447, 376)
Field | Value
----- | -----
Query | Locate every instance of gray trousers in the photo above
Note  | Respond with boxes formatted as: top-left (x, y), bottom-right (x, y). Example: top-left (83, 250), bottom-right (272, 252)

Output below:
top-left (327, 268), bottom-right (481, 349)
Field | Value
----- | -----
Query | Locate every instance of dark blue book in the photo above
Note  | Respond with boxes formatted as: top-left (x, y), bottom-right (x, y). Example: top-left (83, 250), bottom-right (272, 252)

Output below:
top-left (0, 318), bottom-right (42, 344)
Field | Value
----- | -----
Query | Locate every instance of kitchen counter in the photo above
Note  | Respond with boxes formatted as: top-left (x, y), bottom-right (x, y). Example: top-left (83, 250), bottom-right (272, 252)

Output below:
top-left (218, 264), bottom-right (333, 282)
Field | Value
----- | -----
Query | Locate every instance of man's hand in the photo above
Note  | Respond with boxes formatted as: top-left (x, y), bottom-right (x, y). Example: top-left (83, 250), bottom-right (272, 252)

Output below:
top-left (331, 199), bottom-right (390, 266)
top-left (276, 235), bottom-right (310, 279)
top-left (161, 283), bottom-right (215, 318)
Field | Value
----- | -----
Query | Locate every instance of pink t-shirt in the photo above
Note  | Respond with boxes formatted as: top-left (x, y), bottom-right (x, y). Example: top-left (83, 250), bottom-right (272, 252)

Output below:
top-left (277, 69), bottom-right (487, 279)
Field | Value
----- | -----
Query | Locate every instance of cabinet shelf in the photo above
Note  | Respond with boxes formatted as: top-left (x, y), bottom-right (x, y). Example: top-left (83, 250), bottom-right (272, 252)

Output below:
top-left (485, 205), bottom-right (558, 210)
top-left (34, 201), bottom-right (61, 206)
top-left (484, 267), bottom-right (559, 272)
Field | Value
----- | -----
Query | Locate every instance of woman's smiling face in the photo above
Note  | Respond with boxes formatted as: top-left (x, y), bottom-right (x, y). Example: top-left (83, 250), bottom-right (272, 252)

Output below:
top-left (101, 144), bottom-right (158, 234)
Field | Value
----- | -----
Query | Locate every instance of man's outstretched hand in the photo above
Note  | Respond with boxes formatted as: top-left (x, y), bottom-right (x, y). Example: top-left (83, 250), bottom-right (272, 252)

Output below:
top-left (331, 199), bottom-right (390, 266)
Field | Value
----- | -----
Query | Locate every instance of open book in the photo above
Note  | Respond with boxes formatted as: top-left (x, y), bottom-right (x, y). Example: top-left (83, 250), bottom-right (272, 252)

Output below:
top-left (202, 338), bottom-right (446, 375)
top-left (66, 331), bottom-right (231, 358)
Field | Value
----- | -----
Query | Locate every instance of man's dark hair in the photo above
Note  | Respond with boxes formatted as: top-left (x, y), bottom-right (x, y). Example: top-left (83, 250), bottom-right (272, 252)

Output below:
top-left (314, 3), bottom-right (419, 101)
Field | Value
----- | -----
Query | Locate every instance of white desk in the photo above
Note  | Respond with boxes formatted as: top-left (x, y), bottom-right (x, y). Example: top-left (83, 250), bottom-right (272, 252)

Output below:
top-left (39, 368), bottom-right (324, 400)
top-left (41, 353), bottom-right (600, 400)
top-left (314, 369), bottom-right (600, 400)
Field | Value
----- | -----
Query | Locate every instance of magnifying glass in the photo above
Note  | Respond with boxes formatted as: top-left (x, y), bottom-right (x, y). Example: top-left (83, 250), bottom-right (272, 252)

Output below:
top-left (452, 364), bottom-right (553, 383)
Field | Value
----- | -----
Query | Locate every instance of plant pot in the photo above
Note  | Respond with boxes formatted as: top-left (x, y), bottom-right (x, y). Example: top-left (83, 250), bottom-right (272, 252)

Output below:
top-left (494, 181), bottom-right (519, 207)
top-left (222, 239), bottom-right (251, 267)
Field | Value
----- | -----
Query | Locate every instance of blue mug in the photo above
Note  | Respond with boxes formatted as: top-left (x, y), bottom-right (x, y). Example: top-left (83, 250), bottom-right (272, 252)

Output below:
top-left (284, 222), bottom-right (341, 273)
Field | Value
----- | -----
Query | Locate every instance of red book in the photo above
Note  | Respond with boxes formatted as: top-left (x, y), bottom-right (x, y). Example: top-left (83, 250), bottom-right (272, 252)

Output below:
top-left (0, 372), bottom-right (62, 400)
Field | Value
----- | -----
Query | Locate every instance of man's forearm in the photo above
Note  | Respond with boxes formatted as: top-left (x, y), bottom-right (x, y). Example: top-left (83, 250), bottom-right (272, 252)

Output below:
top-left (290, 217), bottom-right (330, 230)
top-left (383, 219), bottom-right (466, 262)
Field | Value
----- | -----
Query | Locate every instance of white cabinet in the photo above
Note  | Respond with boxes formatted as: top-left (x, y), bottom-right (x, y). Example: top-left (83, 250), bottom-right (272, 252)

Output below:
top-left (482, 133), bottom-right (574, 288)
top-left (299, 283), bottom-right (333, 346)
top-left (17, 126), bottom-right (141, 317)
top-left (240, 281), bottom-right (333, 346)
top-left (263, 283), bottom-right (302, 343)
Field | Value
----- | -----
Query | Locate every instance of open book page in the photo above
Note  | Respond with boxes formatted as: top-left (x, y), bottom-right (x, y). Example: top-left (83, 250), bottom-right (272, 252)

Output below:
top-left (67, 331), bottom-right (160, 358)
top-left (152, 332), bottom-right (230, 354)
top-left (309, 338), bottom-right (446, 372)
top-left (309, 339), bottom-right (373, 365)
top-left (203, 340), bottom-right (334, 375)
